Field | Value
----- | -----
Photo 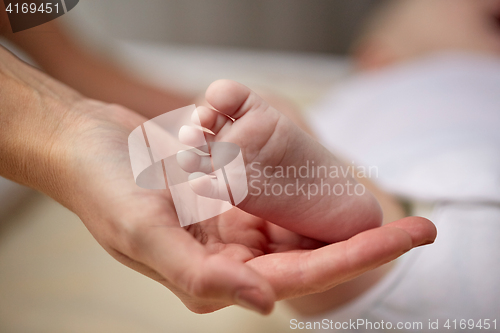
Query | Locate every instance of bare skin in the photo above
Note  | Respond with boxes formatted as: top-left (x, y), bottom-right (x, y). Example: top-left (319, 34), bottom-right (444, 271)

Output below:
top-left (190, 81), bottom-right (407, 315)
top-left (0, 6), bottom-right (191, 120)
top-left (178, 80), bottom-right (383, 244)
top-left (353, 0), bottom-right (500, 71)
top-left (288, 0), bottom-right (500, 315)
top-left (225, 86), bottom-right (407, 315)
top-left (0, 5), bottom-right (437, 315)
top-left (0, 44), bottom-right (437, 315)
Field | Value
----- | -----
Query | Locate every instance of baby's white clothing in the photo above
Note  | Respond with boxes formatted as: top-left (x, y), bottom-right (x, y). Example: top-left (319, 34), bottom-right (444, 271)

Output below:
top-left (309, 53), bottom-right (500, 332)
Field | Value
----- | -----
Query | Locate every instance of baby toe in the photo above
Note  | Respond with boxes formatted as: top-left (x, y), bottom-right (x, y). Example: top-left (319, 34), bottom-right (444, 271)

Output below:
top-left (193, 106), bottom-right (231, 135)
top-left (176, 149), bottom-right (213, 174)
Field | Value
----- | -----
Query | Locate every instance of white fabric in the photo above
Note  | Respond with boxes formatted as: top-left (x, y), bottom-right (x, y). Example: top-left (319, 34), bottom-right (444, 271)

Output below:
top-left (309, 53), bottom-right (500, 332)
top-left (312, 52), bottom-right (500, 203)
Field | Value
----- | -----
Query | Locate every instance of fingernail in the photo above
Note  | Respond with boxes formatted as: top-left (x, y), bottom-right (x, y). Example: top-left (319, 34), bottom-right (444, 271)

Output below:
top-left (416, 239), bottom-right (435, 247)
top-left (235, 288), bottom-right (272, 315)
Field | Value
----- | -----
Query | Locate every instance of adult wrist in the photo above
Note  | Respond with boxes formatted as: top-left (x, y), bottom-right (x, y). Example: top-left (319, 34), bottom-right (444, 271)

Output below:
top-left (0, 47), bottom-right (93, 205)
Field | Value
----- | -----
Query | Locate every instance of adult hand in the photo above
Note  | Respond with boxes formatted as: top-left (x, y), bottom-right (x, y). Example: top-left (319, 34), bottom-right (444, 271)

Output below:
top-left (0, 46), bottom-right (436, 315)
top-left (51, 101), bottom-right (435, 314)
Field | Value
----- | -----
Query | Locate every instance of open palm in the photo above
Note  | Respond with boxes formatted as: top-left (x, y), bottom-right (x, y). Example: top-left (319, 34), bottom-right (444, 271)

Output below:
top-left (58, 101), bottom-right (436, 314)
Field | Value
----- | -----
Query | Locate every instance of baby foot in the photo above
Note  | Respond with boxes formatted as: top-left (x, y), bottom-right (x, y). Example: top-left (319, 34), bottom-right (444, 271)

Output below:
top-left (177, 80), bottom-right (382, 243)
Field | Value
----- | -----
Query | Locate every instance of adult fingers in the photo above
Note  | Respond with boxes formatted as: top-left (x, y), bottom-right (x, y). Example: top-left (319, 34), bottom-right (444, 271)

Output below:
top-left (118, 217), bottom-right (276, 314)
top-left (247, 216), bottom-right (436, 300)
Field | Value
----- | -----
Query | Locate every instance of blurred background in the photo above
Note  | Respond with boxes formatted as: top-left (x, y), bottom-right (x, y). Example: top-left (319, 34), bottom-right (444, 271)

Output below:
top-left (0, 1), bottom-right (381, 332)
top-left (72, 0), bottom-right (382, 54)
